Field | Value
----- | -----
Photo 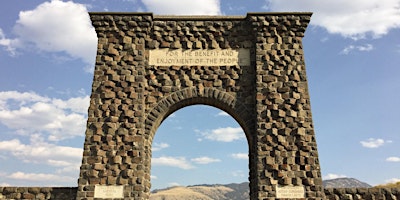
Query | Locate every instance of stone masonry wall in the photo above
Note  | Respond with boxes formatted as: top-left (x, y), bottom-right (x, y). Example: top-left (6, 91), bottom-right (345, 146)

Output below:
top-left (324, 188), bottom-right (400, 200)
top-left (0, 187), bottom-right (399, 199)
top-left (76, 12), bottom-right (325, 200)
top-left (0, 187), bottom-right (77, 200)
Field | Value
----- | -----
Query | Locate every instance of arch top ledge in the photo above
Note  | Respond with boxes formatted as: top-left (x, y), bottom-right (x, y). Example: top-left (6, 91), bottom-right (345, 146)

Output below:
top-left (144, 87), bottom-right (255, 145)
top-left (88, 12), bottom-right (312, 36)
top-left (88, 12), bottom-right (313, 17)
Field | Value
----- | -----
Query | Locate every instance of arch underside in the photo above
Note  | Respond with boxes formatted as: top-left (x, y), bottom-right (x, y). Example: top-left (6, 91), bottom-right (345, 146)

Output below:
top-left (145, 86), bottom-right (255, 148)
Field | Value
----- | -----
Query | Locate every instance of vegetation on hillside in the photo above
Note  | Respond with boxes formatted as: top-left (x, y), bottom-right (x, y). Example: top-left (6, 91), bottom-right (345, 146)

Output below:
top-left (374, 181), bottom-right (400, 188)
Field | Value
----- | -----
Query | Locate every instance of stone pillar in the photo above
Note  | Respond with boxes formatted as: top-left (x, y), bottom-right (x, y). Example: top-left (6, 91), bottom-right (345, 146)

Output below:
top-left (76, 13), bottom-right (153, 200)
top-left (249, 13), bottom-right (325, 199)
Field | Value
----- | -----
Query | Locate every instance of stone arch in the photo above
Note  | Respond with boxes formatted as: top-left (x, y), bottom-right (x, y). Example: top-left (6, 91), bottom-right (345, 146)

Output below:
top-left (77, 12), bottom-right (325, 200)
top-left (144, 86), bottom-right (254, 147)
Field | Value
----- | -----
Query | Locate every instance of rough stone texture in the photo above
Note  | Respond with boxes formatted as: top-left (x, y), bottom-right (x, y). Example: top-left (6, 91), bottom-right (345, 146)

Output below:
top-left (0, 187), bottom-right (77, 200)
top-left (0, 187), bottom-right (398, 199)
top-left (324, 188), bottom-right (400, 200)
top-left (76, 12), bottom-right (324, 200)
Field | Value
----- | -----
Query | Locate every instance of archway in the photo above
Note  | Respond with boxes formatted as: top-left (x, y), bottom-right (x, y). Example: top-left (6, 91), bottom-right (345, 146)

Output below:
top-left (150, 105), bottom-right (249, 194)
top-left (143, 88), bottom-right (256, 197)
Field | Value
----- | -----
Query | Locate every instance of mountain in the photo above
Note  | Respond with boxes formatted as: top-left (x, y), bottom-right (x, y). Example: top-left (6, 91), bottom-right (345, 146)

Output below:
top-left (150, 178), bottom-right (372, 199)
top-left (150, 182), bottom-right (249, 200)
top-left (323, 178), bottom-right (372, 188)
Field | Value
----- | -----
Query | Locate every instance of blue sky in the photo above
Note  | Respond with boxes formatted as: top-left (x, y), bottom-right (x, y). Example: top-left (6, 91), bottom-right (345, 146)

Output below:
top-left (0, 0), bottom-right (399, 190)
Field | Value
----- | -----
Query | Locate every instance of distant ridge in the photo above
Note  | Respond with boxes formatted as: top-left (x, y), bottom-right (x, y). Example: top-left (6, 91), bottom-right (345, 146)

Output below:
top-left (150, 178), bottom-right (372, 199)
top-left (323, 178), bottom-right (372, 188)
top-left (150, 182), bottom-right (249, 200)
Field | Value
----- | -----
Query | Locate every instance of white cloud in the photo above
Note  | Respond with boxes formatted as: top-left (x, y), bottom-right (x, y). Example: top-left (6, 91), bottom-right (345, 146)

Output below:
top-left (152, 156), bottom-right (194, 170)
top-left (199, 127), bottom-right (245, 142)
top-left (0, 135), bottom-right (82, 171)
top-left (230, 153), bottom-right (248, 160)
top-left (151, 175), bottom-right (157, 179)
top-left (168, 182), bottom-right (181, 187)
top-left (340, 44), bottom-right (374, 55)
top-left (0, 182), bottom-right (11, 186)
top-left (216, 111), bottom-right (229, 117)
top-left (385, 178), bottom-right (400, 183)
top-left (265, 0), bottom-right (400, 39)
top-left (360, 138), bottom-right (387, 148)
top-left (7, 171), bottom-right (74, 182)
top-left (0, 91), bottom-right (49, 108)
top-left (153, 142), bottom-right (170, 151)
top-left (0, 91), bottom-right (89, 141)
top-left (0, 28), bottom-right (18, 56)
top-left (1, 0), bottom-right (96, 66)
top-left (323, 173), bottom-right (347, 180)
top-left (386, 157), bottom-right (400, 162)
top-left (232, 170), bottom-right (246, 177)
top-left (51, 96), bottom-right (90, 114)
top-left (142, 0), bottom-right (221, 15)
top-left (191, 156), bottom-right (221, 164)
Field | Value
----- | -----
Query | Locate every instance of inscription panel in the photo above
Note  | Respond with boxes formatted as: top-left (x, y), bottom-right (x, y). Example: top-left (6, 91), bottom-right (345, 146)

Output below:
top-left (149, 49), bottom-right (250, 66)
top-left (276, 185), bottom-right (305, 198)
top-left (94, 185), bottom-right (124, 198)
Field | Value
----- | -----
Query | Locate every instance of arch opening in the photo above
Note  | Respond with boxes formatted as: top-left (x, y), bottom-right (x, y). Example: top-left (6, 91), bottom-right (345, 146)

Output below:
top-left (150, 105), bottom-right (250, 198)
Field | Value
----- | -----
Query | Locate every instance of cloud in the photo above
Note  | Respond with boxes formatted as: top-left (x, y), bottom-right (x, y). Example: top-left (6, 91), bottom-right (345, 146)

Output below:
top-left (7, 171), bottom-right (74, 182)
top-left (168, 182), bottom-right (181, 187)
top-left (216, 111), bottom-right (229, 117)
top-left (0, 91), bottom-right (49, 108)
top-left (142, 0), bottom-right (221, 15)
top-left (232, 170), bottom-right (246, 177)
top-left (230, 153), bottom-right (248, 160)
top-left (340, 44), bottom-right (374, 55)
top-left (385, 178), bottom-right (400, 183)
top-left (0, 135), bottom-right (82, 172)
top-left (198, 127), bottom-right (245, 142)
top-left (152, 156), bottom-right (194, 170)
top-left (191, 156), bottom-right (221, 164)
top-left (265, 0), bottom-right (400, 39)
top-left (386, 157), bottom-right (400, 162)
top-left (153, 143), bottom-right (170, 151)
top-left (323, 173), bottom-right (347, 180)
top-left (0, 182), bottom-right (11, 187)
top-left (1, 0), bottom-right (96, 66)
top-left (0, 28), bottom-right (18, 56)
top-left (0, 91), bottom-right (89, 141)
top-left (360, 138), bottom-right (387, 148)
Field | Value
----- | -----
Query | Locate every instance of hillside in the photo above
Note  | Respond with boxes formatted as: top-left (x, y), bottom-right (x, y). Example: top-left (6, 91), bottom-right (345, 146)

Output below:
top-left (323, 178), bottom-right (372, 188)
top-left (150, 182), bottom-right (248, 200)
top-left (150, 178), bottom-right (373, 199)
top-left (374, 181), bottom-right (400, 188)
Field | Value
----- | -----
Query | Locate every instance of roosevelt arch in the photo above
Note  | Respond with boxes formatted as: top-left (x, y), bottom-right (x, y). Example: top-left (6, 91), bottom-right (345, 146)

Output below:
top-left (77, 12), bottom-right (325, 200)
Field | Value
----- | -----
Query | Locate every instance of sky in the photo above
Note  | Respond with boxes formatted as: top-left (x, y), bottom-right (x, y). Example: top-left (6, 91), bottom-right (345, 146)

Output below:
top-left (0, 0), bottom-right (399, 190)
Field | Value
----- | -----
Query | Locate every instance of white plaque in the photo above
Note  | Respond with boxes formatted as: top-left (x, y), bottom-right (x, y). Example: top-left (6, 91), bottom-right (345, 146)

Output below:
top-left (149, 49), bottom-right (250, 66)
top-left (94, 185), bottom-right (124, 198)
top-left (276, 185), bottom-right (305, 198)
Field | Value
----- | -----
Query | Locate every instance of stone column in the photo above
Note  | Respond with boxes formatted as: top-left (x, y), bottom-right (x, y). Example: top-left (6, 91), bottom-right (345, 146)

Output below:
top-left (76, 13), bottom-right (153, 200)
top-left (249, 13), bottom-right (325, 199)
